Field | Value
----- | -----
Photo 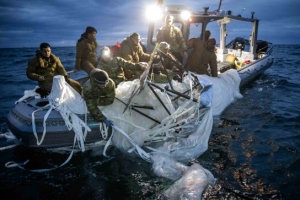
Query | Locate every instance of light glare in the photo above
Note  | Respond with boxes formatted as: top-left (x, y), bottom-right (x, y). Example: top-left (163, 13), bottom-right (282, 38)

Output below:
top-left (146, 5), bottom-right (162, 21)
top-left (181, 10), bottom-right (191, 20)
top-left (102, 50), bottom-right (110, 56)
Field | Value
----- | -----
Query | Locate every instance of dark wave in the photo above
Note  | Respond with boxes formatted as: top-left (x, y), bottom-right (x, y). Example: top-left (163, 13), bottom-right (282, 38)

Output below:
top-left (8, 54), bottom-right (17, 57)
top-left (22, 54), bottom-right (34, 58)
top-left (13, 59), bottom-right (29, 65)
top-left (290, 52), bottom-right (300, 56)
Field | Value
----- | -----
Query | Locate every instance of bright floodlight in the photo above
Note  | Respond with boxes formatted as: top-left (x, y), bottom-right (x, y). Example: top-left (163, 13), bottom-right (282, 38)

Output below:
top-left (146, 5), bottom-right (162, 21)
top-left (181, 10), bottom-right (191, 20)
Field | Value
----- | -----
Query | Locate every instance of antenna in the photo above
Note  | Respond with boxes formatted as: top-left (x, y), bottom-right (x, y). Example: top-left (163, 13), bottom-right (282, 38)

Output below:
top-left (240, 8), bottom-right (245, 15)
top-left (217, 0), bottom-right (223, 11)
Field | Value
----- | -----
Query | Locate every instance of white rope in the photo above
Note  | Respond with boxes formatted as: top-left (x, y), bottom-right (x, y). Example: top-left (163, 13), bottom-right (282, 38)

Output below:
top-left (31, 77), bottom-right (91, 152)
top-left (49, 79), bottom-right (90, 152)
top-left (15, 86), bottom-right (40, 104)
top-left (112, 125), bottom-right (151, 162)
top-left (187, 71), bottom-right (193, 101)
top-left (99, 122), bottom-right (109, 140)
top-left (57, 104), bottom-right (91, 152)
top-left (103, 127), bottom-right (114, 158)
top-left (5, 136), bottom-right (77, 172)
top-left (31, 104), bottom-right (51, 145)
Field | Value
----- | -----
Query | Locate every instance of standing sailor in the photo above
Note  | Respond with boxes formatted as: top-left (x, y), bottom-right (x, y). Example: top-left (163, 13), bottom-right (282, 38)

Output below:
top-left (185, 38), bottom-right (218, 77)
top-left (73, 26), bottom-right (98, 75)
top-left (156, 15), bottom-right (188, 64)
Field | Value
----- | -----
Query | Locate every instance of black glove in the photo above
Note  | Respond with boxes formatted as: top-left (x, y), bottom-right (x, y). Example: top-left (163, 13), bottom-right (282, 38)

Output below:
top-left (64, 75), bottom-right (70, 84)
top-left (35, 88), bottom-right (50, 98)
top-left (173, 74), bottom-right (182, 82)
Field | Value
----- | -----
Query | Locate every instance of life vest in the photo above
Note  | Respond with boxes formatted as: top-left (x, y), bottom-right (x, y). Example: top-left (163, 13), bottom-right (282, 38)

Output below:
top-left (109, 42), bottom-right (121, 56)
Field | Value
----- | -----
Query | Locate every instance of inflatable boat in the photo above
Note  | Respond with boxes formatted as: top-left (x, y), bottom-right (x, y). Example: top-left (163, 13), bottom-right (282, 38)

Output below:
top-left (6, 3), bottom-right (273, 150)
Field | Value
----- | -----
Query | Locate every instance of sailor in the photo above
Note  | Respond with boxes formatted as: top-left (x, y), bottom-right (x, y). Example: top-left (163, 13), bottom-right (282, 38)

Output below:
top-left (150, 42), bottom-right (183, 82)
top-left (82, 68), bottom-right (115, 126)
top-left (117, 32), bottom-right (150, 80)
top-left (73, 26), bottom-right (98, 75)
top-left (200, 30), bottom-right (211, 42)
top-left (97, 46), bottom-right (147, 86)
top-left (156, 15), bottom-right (188, 64)
top-left (26, 43), bottom-right (82, 98)
top-left (185, 37), bottom-right (218, 77)
top-left (149, 64), bottom-right (177, 84)
top-left (153, 42), bottom-right (182, 72)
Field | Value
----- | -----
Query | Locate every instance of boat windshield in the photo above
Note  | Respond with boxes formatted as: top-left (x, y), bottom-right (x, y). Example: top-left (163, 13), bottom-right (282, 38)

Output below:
top-left (188, 21), bottom-right (218, 42)
top-left (189, 22), bottom-right (203, 39)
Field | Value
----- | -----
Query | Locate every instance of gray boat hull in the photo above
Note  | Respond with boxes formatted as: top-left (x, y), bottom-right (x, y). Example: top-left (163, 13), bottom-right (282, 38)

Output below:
top-left (238, 54), bottom-right (274, 87)
top-left (6, 97), bottom-right (105, 148)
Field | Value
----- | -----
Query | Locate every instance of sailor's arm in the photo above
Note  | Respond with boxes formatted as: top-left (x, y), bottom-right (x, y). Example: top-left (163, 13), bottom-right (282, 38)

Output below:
top-left (153, 71), bottom-right (174, 83)
top-left (176, 28), bottom-right (187, 52)
top-left (120, 45), bottom-right (134, 62)
top-left (209, 54), bottom-right (218, 77)
top-left (84, 91), bottom-right (107, 122)
top-left (26, 58), bottom-right (41, 81)
top-left (117, 57), bottom-right (144, 71)
top-left (97, 80), bottom-right (116, 106)
top-left (55, 56), bottom-right (68, 76)
top-left (138, 47), bottom-right (150, 62)
top-left (156, 29), bottom-right (163, 44)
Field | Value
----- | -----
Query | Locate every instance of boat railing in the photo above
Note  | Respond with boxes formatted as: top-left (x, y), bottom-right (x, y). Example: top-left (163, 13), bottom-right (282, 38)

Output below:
top-left (67, 70), bottom-right (74, 76)
top-left (265, 42), bottom-right (274, 55)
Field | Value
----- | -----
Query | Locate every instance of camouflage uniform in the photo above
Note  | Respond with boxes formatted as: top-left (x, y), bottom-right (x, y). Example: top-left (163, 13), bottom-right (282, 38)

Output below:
top-left (82, 69), bottom-right (116, 122)
top-left (153, 51), bottom-right (177, 71)
top-left (185, 38), bottom-right (218, 77)
top-left (152, 51), bottom-right (183, 82)
top-left (156, 24), bottom-right (187, 62)
top-left (149, 70), bottom-right (175, 84)
top-left (117, 36), bottom-right (150, 80)
top-left (27, 52), bottom-right (82, 93)
top-left (75, 33), bottom-right (98, 75)
top-left (97, 56), bottom-right (143, 86)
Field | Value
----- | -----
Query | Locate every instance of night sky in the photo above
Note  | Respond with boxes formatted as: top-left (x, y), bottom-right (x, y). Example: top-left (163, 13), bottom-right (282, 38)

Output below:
top-left (0, 0), bottom-right (299, 48)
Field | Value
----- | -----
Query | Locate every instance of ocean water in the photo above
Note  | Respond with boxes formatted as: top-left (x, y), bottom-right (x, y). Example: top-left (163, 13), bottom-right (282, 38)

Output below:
top-left (0, 45), bottom-right (299, 199)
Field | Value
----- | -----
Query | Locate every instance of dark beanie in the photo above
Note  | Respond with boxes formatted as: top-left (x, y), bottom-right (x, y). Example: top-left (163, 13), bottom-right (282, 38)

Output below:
top-left (86, 26), bottom-right (97, 34)
top-left (204, 30), bottom-right (211, 41)
top-left (94, 71), bottom-right (109, 84)
top-left (40, 42), bottom-right (51, 50)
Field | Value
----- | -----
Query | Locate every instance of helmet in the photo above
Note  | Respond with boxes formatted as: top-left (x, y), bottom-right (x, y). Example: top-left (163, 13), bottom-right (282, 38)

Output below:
top-left (159, 42), bottom-right (170, 50)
